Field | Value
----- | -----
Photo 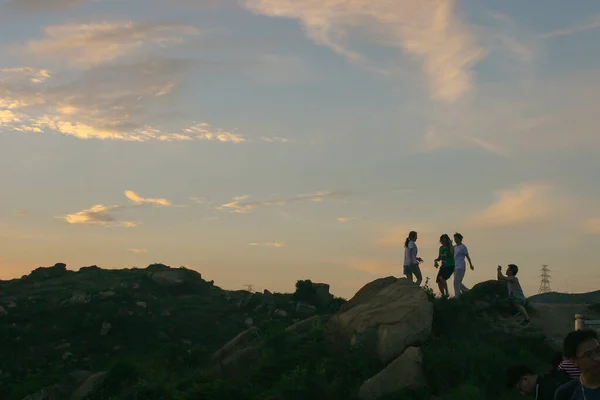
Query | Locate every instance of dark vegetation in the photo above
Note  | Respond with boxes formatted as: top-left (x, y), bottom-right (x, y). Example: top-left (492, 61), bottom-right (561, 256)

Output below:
top-left (0, 264), bottom-right (558, 400)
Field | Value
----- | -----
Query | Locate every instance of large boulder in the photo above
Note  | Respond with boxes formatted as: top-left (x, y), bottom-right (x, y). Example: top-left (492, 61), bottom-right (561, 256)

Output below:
top-left (358, 347), bottom-right (426, 400)
top-left (146, 265), bottom-right (203, 287)
top-left (211, 327), bottom-right (261, 364)
top-left (466, 280), bottom-right (507, 301)
top-left (339, 277), bottom-right (398, 313)
top-left (70, 371), bottom-right (107, 400)
top-left (330, 278), bottom-right (433, 364)
top-left (312, 283), bottom-right (334, 307)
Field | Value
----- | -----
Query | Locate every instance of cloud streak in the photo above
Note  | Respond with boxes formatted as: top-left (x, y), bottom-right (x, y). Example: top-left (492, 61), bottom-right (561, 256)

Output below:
top-left (61, 205), bottom-right (138, 227)
top-left (218, 191), bottom-right (343, 213)
top-left (125, 190), bottom-right (172, 206)
top-left (22, 21), bottom-right (199, 68)
top-left (582, 218), bottom-right (600, 235)
top-left (467, 182), bottom-right (555, 228)
top-left (248, 242), bottom-right (285, 247)
top-left (242, 0), bottom-right (486, 103)
top-left (0, 62), bottom-right (253, 143)
top-left (128, 248), bottom-right (148, 253)
top-left (539, 16), bottom-right (600, 39)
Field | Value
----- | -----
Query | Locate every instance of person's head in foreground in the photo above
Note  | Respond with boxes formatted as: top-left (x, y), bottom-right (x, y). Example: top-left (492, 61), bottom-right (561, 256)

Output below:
top-left (563, 329), bottom-right (600, 383)
top-left (505, 365), bottom-right (538, 396)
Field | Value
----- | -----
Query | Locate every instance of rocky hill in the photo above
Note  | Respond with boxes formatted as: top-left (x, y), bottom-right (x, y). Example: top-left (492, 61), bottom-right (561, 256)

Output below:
top-left (528, 290), bottom-right (600, 304)
top-left (0, 264), bottom-right (560, 400)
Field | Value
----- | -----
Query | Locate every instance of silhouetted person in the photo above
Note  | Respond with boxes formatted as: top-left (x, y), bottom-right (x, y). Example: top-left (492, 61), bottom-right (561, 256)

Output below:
top-left (497, 264), bottom-right (531, 326)
top-left (403, 231), bottom-right (423, 285)
top-left (453, 232), bottom-right (474, 297)
top-left (554, 329), bottom-right (600, 400)
top-left (434, 234), bottom-right (455, 297)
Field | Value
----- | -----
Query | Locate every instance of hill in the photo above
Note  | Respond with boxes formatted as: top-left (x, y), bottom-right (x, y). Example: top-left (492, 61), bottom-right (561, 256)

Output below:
top-left (0, 264), bottom-right (563, 400)
top-left (528, 290), bottom-right (600, 304)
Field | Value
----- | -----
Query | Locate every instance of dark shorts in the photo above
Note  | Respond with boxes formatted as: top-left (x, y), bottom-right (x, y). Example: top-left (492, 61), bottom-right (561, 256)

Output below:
top-left (436, 265), bottom-right (455, 282)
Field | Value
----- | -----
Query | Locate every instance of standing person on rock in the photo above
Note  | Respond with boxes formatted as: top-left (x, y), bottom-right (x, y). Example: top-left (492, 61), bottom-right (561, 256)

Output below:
top-left (403, 231), bottom-right (423, 286)
top-left (434, 234), bottom-right (455, 298)
top-left (453, 232), bottom-right (474, 297)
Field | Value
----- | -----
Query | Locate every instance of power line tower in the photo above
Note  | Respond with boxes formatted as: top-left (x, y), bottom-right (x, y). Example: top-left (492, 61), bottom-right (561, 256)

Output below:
top-left (243, 284), bottom-right (255, 293)
top-left (539, 265), bottom-right (552, 294)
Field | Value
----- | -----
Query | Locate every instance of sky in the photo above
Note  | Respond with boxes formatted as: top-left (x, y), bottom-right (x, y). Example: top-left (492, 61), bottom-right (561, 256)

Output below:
top-left (1, 0), bottom-right (600, 299)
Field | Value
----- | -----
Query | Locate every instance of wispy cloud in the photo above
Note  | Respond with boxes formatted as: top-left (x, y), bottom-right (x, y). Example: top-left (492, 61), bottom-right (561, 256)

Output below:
top-left (467, 182), bottom-right (556, 228)
top-left (260, 136), bottom-right (291, 143)
top-left (0, 67), bottom-right (51, 83)
top-left (0, 62), bottom-right (254, 143)
top-left (582, 218), bottom-right (600, 235)
top-left (61, 204), bottom-right (138, 227)
top-left (242, 0), bottom-right (486, 103)
top-left (125, 190), bottom-right (172, 206)
top-left (22, 21), bottom-right (199, 68)
top-left (128, 248), bottom-right (148, 253)
top-left (218, 191), bottom-right (343, 214)
top-left (539, 16), bottom-right (600, 39)
top-left (180, 122), bottom-right (246, 143)
top-left (11, 209), bottom-right (29, 216)
top-left (337, 217), bottom-right (352, 223)
top-left (248, 242), bottom-right (285, 247)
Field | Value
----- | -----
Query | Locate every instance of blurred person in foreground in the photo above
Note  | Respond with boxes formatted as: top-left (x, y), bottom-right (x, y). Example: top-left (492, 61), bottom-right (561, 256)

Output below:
top-left (554, 329), bottom-right (600, 400)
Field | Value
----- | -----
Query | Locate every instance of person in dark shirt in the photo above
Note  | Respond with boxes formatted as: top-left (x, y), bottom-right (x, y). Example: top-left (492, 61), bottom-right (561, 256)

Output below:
top-left (505, 364), bottom-right (571, 399)
top-left (554, 329), bottom-right (600, 400)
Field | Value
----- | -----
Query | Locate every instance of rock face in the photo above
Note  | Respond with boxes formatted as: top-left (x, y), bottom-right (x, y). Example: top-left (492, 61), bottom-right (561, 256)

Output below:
top-left (70, 371), bottom-right (108, 400)
top-left (296, 302), bottom-right (317, 315)
top-left (466, 280), bottom-right (507, 302)
top-left (211, 327), bottom-right (263, 379)
top-left (331, 277), bottom-right (433, 364)
top-left (147, 266), bottom-right (203, 287)
top-left (358, 347), bottom-right (426, 400)
top-left (339, 277), bottom-right (398, 313)
top-left (212, 327), bottom-right (261, 364)
top-left (311, 283), bottom-right (334, 307)
top-left (285, 315), bottom-right (329, 334)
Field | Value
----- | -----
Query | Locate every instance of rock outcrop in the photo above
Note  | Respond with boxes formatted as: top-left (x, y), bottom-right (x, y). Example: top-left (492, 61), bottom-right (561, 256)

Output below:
top-left (330, 277), bottom-right (433, 364)
top-left (358, 347), bottom-right (426, 400)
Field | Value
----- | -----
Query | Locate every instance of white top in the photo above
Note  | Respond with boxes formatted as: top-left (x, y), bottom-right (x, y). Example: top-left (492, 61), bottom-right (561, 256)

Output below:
top-left (454, 244), bottom-right (469, 270)
top-left (404, 240), bottom-right (418, 266)
top-left (506, 276), bottom-right (526, 300)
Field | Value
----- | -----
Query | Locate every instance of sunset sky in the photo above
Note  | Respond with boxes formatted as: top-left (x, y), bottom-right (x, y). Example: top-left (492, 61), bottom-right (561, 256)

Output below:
top-left (1, 0), bottom-right (600, 299)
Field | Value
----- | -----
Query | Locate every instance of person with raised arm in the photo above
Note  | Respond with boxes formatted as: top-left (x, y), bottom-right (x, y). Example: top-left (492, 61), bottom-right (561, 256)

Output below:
top-left (497, 264), bottom-right (531, 326)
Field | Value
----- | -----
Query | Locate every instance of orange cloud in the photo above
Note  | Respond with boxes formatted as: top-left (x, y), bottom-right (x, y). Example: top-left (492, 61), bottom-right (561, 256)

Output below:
top-left (61, 204), bottom-right (138, 227)
top-left (125, 190), bottom-right (172, 207)
top-left (128, 248), bottom-right (148, 253)
top-left (582, 218), bottom-right (600, 235)
top-left (218, 191), bottom-right (343, 213)
top-left (23, 21), bottom-right (199, 68)
top-left (467, 182), bottom-right (556, 228)
top-left (248, 242), bottom-right (285, 247)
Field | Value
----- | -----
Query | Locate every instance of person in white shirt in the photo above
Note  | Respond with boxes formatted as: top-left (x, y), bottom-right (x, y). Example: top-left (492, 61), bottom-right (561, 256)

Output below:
top-left (453, 232), bottom-right (474, 297)
top-left (403, 231), bottom-right (423, 285)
